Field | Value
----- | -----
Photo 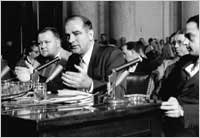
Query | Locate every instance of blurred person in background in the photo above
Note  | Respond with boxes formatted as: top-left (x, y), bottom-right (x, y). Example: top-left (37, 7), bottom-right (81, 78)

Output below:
top-left (121, 41), bottom-right (163, 74)
top-left (139, 37), bottom-right (148, 47)
top-left (99, 33), bottom-right (108, 45)
top-left (16, 40), bottom-right (40, 69)
top-left (159, 39), bottom-right (165, 53)
top-left (119, 36), bottom-right (127, 48)
top-left (145, 38), bottom-right (154, 54)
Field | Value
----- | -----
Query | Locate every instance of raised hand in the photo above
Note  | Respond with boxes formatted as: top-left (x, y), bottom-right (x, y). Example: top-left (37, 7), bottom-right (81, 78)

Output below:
top-left (61, 64), bottom-right (93, 89)
top-left (14, 61), bottom-right (34, 82)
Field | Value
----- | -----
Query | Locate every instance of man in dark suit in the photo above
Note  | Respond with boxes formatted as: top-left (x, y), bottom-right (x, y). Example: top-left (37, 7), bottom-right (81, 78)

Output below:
top-left (160, 15), bottom-right (199, 136)
top-left (15, 27), bottom-right (71, 82)
top-left (61, 15), bottom-right (126, 98)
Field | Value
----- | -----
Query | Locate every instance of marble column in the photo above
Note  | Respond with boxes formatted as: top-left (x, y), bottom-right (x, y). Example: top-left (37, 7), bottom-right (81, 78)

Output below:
top-left (168, 1), bottom-right (181, 35)
top-left (71, 1), bottom-right (99, 40)
top-left (162, 1), bottom-right (170, 38)
top-left (109, 1), bottom-right (136, 42)
top-left (181, 1), bottom-right (199, 28)
top-left (98, 1), bottom-right (109, 40)
top-left (161, 1), bottom-right (183, 37)
top-left (62, 1), bottom-right (68, 28)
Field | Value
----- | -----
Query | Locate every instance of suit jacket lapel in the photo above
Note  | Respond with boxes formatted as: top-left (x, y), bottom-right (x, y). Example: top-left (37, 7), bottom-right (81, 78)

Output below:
top-left (88, 43), bottom-right (99, 77)
top-left (179, 71), bottom-right (199, 96)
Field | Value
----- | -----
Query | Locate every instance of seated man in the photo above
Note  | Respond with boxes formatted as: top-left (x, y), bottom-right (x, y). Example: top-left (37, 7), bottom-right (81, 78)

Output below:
top-left (15, 27), bottom-right (71, 82)
top-left (173, 30), bottom-right (190, 57)
top-left (154, 30), bottom-right (190, 81)
top-left (121, 41), bottom-right (163, 74)
top-left (59, 15), bottom-right (126, 98)
top-left (16, 40), bottom-right (40, 69)
top-left (159, 15), bottom-right (199, 136)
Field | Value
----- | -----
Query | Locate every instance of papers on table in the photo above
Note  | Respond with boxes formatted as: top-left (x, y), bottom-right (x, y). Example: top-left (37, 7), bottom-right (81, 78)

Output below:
top-left (2, 89), bottom-right (94, 110)
top-left (38, 89), bottom-right (94, 106)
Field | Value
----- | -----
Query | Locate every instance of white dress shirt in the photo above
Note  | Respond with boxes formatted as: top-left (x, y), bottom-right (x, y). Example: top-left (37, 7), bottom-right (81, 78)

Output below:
top-left (81, 44), bottom-right (94, 73)
top-left (184, 62), bottom-right (199, 78)
top-left (79, 43), bottom-right (94, 93)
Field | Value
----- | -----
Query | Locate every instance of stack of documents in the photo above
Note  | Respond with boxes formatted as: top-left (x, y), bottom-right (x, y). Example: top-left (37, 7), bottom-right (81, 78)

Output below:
top-left (2, 89), bottom-right (94, 110)
top-left (39, 89), bottom-right (94, 106)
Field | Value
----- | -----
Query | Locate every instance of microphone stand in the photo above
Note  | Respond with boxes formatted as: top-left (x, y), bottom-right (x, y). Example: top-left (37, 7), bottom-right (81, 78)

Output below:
top-left (106, 57), bottom-right (142, 106)
top-left (35, 57), bottom-right (60, 72)
top-left (31, 57), bottom-right (60, 82)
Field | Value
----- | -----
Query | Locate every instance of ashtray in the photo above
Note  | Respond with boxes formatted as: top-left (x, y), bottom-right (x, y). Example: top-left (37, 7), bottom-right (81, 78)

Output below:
top-left (124, 94), bottom-right (150, 104)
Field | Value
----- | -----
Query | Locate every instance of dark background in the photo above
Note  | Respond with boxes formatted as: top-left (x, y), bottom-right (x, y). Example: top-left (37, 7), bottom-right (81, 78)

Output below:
top-left (1, 1), bottom-right (63, 67)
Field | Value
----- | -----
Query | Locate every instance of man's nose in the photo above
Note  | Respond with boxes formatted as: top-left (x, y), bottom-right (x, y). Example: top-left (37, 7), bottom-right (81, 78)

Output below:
top-left (40, 42), bottom-right (46, 48)
top-left (68, 34), bottom-right (75, 43)
top-left (186, 42), bottom-right (191, 49)
top-left (175, 43), bottom-right (179, 48)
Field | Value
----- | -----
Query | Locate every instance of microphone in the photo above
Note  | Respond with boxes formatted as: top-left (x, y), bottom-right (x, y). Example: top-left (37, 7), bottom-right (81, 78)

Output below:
top-left (106, 57), bottom-right (142, 104)
top-left (35, 56), bottom-right (60, 72)
top-left (45, 64), bottom-right (63, 83)
top-left (116, 70), bottom-right (130, 87)
top-left (114, 57), bottom-right (142, 72)
top-left (111, 57), bottom-right (142, 90)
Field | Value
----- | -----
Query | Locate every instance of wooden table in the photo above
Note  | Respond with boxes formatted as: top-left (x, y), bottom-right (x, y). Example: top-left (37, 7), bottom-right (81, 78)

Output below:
top-left (2, 99), bottom-right (162, 137)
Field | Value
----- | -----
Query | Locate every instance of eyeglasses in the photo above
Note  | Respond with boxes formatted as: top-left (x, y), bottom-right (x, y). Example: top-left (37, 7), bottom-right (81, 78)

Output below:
top-left (32, 50), bottom-right (39, 54)
top-left (172, 37), bottom-right (189, 46)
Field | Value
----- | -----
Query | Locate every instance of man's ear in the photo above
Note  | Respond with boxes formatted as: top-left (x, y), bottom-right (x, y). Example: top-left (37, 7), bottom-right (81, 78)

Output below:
top-left (88, 30), bottom-right (94, 41)
top-left (56, 39), bottom-right (61, 48)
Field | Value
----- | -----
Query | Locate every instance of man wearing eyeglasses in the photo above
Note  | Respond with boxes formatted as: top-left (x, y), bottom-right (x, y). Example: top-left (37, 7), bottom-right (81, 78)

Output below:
top-left (173, 31), bottom-right (190, 57)
top-left (159, 15), bottom-right (199, 136)
top-left (16, 41), bottom-right (40, 68)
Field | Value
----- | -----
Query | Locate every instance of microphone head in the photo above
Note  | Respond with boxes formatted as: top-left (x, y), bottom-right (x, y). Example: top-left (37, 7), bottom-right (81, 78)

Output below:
top-left (45, 64), bottom-right (63, 83)
top-left (36, 56), bottom-right (61, 72)
top-left (55, 56), bottom-right (61, 61)
top-left (114, 57), bottom-right (142, 72)
top-left (138, 56), bottom-right (143, 62)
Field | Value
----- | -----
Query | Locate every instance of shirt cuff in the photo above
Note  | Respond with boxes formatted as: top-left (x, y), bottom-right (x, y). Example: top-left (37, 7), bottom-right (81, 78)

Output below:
top-left (88, 80), bottom-right (94, 93)
top-left (180, 105), bottom-right (184, 117)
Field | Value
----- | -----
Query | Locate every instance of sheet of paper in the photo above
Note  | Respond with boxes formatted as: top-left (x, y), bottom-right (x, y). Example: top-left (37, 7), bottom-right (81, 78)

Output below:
top-left (57, 89), bottom-right (93, 96)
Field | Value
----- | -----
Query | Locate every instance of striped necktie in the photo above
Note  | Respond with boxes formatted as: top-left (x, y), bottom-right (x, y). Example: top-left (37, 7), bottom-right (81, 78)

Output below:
top-left (79, 57), bottom-right (87, 73)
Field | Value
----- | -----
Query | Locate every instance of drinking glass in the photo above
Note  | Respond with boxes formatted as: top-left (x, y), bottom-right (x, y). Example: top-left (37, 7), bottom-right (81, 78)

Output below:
top-left (33, 83), bottom-right (47, 101)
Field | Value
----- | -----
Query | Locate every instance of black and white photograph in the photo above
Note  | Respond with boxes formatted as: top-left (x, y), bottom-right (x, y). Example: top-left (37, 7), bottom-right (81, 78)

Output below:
top-left (1, 1), bottom-right (199, 137)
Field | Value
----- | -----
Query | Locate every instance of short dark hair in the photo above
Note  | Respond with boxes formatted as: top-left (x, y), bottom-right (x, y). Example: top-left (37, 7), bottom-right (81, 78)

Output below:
top-left (148, 38), bottom-right (153, 44)
top-left (38, 27), bottom-right (61, 39)
top-left (176, 30), bottom-right (185, 35)
top-left (136, 41), bottom-right (145, 51)
top-left (187, 15), bottom-right (199, 29)
top-left (64, 15), bottom-right (93, 30)
top-left (126, 41), bottom-right (145, 54)
top-left (25, 40), bottom-right (38, 55)
top-left (126, 41), bottom-right (137, 50)
top-left (170, 30), bottom-right (184, 39)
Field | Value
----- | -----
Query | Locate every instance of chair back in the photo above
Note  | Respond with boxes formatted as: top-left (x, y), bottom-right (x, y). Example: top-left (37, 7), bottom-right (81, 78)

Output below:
top-left (126, 72), bottom-right (155, 97)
